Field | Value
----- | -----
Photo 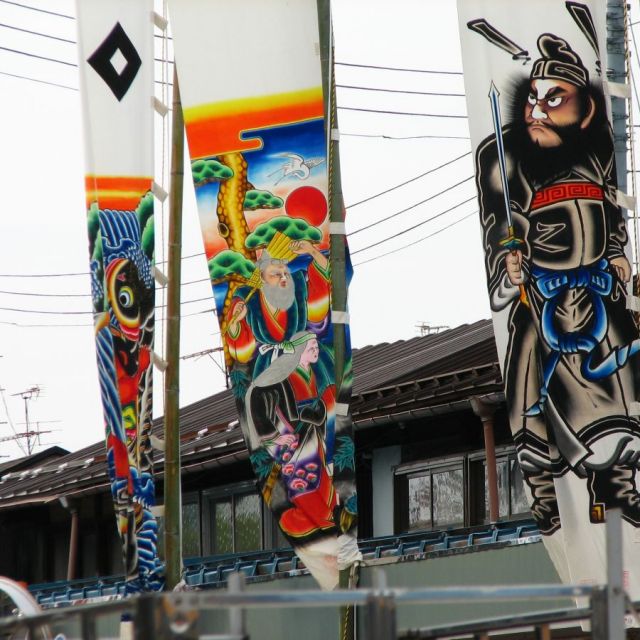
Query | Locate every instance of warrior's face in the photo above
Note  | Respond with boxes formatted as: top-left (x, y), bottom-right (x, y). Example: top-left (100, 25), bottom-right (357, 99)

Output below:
top-left (524, 78), bottom-right (593, 148)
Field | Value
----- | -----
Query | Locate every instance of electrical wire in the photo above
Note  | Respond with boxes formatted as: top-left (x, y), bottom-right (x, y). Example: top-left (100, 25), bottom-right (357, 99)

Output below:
top-left (0, 43), bottom-right (76, 66)
top-left (0, 293), bottom-right (218, 316)
top-left (0, 68), bottom-right (75, 90)
top-left (342, 132), bottom-right (470, 140)
top-left (0, 276), bottom-right (210, 297)
top-left (353, 211), bottom-right (477, 267)
top-left (335, 61), bottom-right (463, 75)
top-left (350, 195), bottom-right (477, 255)
top-left (0, 0), bottom-right (73, 19)
top-left (336, 83), bottom-right (465, 97)
top-left (0, 20), bottom-right (74, 42)
top-left (346, 152), bottom-right (471, 208)
top-left (349, 176), bottom-right (474, 236)
top-left (339, 105), bottom-right (467, 118)
top-left (0, 305), bottom-right (218, 329)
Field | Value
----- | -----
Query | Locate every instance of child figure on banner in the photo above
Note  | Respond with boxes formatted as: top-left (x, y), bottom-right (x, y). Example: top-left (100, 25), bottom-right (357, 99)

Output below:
top-left (244, 331), bottom-right (338, 542)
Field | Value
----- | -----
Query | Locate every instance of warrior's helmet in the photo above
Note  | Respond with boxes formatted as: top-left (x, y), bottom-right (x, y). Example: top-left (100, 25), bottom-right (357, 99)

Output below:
top-left (531, 34), bottom-right (588, 88)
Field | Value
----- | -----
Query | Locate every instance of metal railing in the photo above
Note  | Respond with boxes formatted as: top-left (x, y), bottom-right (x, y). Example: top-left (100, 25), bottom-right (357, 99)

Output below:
top-left (0, 511), bottom-right (632, 640)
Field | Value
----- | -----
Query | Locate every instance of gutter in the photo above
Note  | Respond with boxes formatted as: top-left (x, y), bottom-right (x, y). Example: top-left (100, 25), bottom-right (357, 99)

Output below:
top-left (353, 391), bottom-right (505, 430)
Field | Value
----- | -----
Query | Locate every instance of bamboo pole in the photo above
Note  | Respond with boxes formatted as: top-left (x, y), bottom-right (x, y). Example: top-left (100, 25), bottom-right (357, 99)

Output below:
top-left (316, 2), bottom-right (357, 639)
top-left (163, 64), bottom-right (185, 590)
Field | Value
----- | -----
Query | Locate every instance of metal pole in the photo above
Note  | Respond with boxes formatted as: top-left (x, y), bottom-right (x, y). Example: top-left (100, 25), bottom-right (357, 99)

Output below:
top-left (67, 506), bottom-right (79, 581)
top-left (228, 572), bottom-right (247, 638)
top-left (366, 570), bottom-right (397, 640)
top-left (470, 397), bottom-right (500, 522)
top-left (607, 0), bottom-right (627, 193)
top-left (164, 64), bottom-right (185, 590)
top-left (605, 508), bottom-right (625, 640)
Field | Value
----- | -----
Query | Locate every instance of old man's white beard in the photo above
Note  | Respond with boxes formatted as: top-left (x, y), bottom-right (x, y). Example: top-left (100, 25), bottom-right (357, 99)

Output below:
top-left (262, 279), bottom-right (296, 310)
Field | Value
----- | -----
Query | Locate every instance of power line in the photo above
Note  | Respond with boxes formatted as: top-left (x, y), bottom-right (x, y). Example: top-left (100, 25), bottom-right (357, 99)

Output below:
top-left (342, 132), bottom-right (471, 140)
top-left (347, 152), bottom-right (471, 209)
top-left (0, 276), bottom-right (210, 298)
top-left (0, 0), bottom-right (73, 19)
top-left (0, 293), bottom-right (218, 316)
top-left (0, 68), bottom-right (75, 90)
top-left (336, 83), bottom-right (465, 97)
top-left (349, 176), bottom-right (474, 236)
top-left (335, 61), bottom-right (463, 75)
top-left (0, 306), bottom-right (218, 329)
top-left (0, 20), bottom-right (74, 42)
top-left (0, 43), bottom-right (76, 66)
top-left (339, 105), bottom-right (467, 118)
top-left (353, 212), bottom-right (477, 267)
top-left (350, 195), bottom-right (477, 255)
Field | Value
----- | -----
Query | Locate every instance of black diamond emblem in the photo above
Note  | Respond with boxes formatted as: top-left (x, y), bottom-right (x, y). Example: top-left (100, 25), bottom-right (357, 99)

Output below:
top-left (87, 22), bottom-right (142, 102)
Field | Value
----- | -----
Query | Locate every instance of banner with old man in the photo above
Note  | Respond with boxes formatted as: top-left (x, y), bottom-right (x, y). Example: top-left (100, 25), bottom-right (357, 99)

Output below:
top-left (458, 0), bottom-right (640, 603)
top-left (168, 0), bottom-right (359, 589)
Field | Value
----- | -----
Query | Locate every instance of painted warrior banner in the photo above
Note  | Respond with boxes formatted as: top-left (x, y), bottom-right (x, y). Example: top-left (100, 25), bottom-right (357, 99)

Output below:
top-left (76, 0), bottom-right (163, 593)
top-left (168, 0), bottom-right (359, 589)
top-left (458, 0), bottom-right (640, 602)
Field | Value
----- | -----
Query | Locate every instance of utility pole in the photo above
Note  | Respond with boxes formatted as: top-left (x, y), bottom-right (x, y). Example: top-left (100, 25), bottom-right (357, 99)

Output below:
top-left (164, 63), bottom-right (185, 590)
top-left (316, 2), bottom-right (358, 639)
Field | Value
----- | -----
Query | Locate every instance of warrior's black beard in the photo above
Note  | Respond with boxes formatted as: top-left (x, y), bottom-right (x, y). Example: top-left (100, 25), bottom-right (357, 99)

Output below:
top-left (510, 121), bottom-right (591, 186)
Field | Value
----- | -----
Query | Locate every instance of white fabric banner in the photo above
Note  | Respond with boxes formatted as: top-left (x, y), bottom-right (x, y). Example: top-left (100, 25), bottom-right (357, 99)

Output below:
top-left (458, 0), bottom-right (640, 610)
top-left (76, 0), bottom-right (162, 594)
top-left (168, 0), bottom-right (360, 590)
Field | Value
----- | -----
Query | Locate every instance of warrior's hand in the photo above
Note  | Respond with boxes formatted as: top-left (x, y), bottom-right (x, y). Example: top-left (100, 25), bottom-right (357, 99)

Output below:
top-left (505, 250), bottom-right (524, 285)
top-left (610, 256), bottom-right (631, 283)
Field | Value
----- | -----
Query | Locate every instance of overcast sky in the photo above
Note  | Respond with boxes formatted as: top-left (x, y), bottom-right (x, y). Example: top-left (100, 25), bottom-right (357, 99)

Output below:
top-left (0, 0), bottom-right (634, 460)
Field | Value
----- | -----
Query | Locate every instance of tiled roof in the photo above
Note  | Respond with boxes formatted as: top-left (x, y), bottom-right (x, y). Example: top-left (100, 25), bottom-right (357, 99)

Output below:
top-left (0, 319), bottom-right (500, 509)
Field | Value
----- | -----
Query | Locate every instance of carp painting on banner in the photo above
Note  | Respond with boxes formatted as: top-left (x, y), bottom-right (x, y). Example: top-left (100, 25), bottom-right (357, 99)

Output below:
top-left (76, 0), bottom-right (163, 594)
top-left (168, 0), bottom-right (360, 590)
top-left (458, 0), bottom-right (640, 604)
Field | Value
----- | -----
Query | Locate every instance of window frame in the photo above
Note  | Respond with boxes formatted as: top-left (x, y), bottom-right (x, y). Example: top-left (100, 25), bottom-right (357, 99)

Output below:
top-left (395, 454), bottom-right (466, 533)
top-left (394, 446), bottom-right (531, 534)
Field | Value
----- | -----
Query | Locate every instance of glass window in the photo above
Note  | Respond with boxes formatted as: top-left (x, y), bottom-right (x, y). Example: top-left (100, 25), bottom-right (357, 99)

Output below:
top-left (234, 493), bottom-right (261, 552)
top-left (182, 501), bottom-right (202, 558)
top-left (404, 464), bottom-right (464, 531)
top-left (432, 469), bottom-right (464, 527)
top-left (510, 458), bottom-right (530, 515)
top-left (155, 497), bottom-right (201, 560)
top-left (483, 455), bottom-right (530, 520)
top-left (205, 487), bottom-right (264, 555)
top-left (408, 474), bottom-right (431, 530)
top-left (214, 499), bottom-right (233, 555)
